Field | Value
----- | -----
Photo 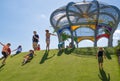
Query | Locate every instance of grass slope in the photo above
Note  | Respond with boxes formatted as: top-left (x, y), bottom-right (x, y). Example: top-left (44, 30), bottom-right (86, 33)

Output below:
top-left (0, 49), bottom-right (120, 81)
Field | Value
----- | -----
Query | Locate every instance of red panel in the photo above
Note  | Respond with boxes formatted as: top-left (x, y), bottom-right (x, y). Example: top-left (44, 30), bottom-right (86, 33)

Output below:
top-left (96, 34), bottom-right (109, 40)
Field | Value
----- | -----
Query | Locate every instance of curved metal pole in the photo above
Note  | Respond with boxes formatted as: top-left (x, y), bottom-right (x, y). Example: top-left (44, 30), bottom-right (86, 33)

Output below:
top-left (93, 0), bottom-right (100, 47)
top-left (108, 6), bottom-right (120, 47)
top-left (66, 2), bottom-right (76, 48)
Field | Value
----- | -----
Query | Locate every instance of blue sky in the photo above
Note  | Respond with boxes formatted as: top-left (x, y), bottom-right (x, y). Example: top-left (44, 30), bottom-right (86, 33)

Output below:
top-left (0, 0), bottom-right (120, 57)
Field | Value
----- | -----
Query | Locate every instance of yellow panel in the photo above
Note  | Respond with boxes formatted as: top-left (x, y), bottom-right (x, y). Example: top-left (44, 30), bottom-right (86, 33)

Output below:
top-left (89, 25), bottom-right (96, 30)
top-left (77, 37), bottom-right (83, 42)
top-left (99, 19), bottom-right (103, 23)
top-left (79, 25), bottom-right (96, 30)
top-left (77, 37), bottom-right (94, 42)
top-left (89, 37), bottom-right (94, 41)
top-left (71, 25), bottom-right (96, 31)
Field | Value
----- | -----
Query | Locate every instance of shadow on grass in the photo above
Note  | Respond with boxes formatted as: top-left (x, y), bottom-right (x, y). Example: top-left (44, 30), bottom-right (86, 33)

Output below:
top-left (118, 64), bottom-right (120, 75)
top-left (64, 48), bottom-right (75, 55)
top-left (0, 68), bottom-right (4, 72)
top-left (0, 64), bottom-right (5, 70)
top-left (57, 49), bottom-right (64, 56)
top-left (98, 69), bottom-right (110, 81)
top-left (104, 49), bottom-right (112, 60)
top-left (57, 48), bottom-right (75, 56)
top-left (40, 50), bottom-right (55, 64)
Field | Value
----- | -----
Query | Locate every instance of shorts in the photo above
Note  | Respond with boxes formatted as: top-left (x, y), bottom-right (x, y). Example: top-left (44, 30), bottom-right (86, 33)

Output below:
top-left (46, 39), bottom-right (50, 44)
top-left (28, 54), bottom-right (33, 60)
top-left (2, 51), bottom-right (8, 58)
top-left (98, 56), bottom-right (103, 63)
top-left (33, 42), bottom-right (38, 49)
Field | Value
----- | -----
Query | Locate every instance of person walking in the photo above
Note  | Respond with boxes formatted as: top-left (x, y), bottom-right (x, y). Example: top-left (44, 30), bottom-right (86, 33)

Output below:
top-left (96, 47), bottom-right (106, 69)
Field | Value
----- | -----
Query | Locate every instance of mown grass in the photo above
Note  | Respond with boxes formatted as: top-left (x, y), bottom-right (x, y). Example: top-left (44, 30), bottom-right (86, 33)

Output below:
top-left (0, 48), bottom-right (119, 81)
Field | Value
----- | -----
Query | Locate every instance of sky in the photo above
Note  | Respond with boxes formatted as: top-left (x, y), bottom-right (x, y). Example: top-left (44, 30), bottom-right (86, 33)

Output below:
top-left (0, 0), bottom-right (120, 57)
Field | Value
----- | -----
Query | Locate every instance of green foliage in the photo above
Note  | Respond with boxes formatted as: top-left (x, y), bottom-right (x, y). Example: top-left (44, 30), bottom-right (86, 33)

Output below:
top-left (61, 33), bottom-right (70, 41)
top-left (73, 47), bottom-right (97, 55)
top-left (104, 47), bottom-right (115, 55)
top-left (118, 40), bottom-right (120, 46)
top-left (73, 47), bottom-right (116, 56)
top-left (104, 30), bottom-right (110, 34)
top-left (61, 33), bottom-right (78, 42)
top-left (73, 37), bottom-right (78, 42)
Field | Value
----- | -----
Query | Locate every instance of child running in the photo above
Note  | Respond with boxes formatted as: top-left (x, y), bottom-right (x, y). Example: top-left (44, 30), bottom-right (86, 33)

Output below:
top-left (0, 42), bottom-right (11, 65)
top-left (45, 30), bottom-right (56, 51)
top-left (96, 47), bottom-right (106, 69)
top-left (22, 50), bottom-right (36, 65)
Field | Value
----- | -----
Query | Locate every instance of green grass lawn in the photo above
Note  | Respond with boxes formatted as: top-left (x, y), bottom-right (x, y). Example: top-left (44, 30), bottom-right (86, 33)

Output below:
top-left (0, 49), bottom-right (120, 81)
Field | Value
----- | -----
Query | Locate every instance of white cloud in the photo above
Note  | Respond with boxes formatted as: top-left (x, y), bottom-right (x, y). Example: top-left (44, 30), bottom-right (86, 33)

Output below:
top-left (40, 14), bottom-right (47, 19)
top-left (38, 14), bottom-right (47, 19)
top-left (114, 29), bottom-right (120, 34)
top-left (113, 29), bottom-right (120, 40)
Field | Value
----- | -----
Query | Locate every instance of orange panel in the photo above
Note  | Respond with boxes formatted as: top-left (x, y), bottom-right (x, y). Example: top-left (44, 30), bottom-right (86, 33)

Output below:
top-left (71, 25), bottom-right (80, 31)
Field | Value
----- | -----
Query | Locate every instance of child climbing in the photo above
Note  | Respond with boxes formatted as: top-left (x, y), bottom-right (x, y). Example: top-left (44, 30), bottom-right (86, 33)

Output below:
top-left (0, 42), bottom-right (11, 65)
